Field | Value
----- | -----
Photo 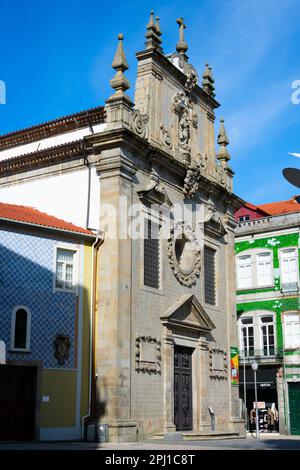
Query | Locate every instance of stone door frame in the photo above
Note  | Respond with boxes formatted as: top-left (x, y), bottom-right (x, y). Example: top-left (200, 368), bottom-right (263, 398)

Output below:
top-left (162, 327), bottom-right (209, 433)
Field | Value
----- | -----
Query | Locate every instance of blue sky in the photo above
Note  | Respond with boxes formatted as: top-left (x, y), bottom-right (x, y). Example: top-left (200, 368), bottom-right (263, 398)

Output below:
top-left (0, 0), bottom-right (300, 204)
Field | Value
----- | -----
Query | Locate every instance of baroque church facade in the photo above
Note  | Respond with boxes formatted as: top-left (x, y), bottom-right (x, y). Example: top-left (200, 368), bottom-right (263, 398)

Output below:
top-left (0, 13), bottom-right (244, 441)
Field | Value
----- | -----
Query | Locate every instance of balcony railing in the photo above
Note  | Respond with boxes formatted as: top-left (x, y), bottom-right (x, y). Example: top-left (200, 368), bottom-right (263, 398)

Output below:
top-left (281, 282), bottom-right (299, 294)
top-left (239, 348), bottom-right (284, 362)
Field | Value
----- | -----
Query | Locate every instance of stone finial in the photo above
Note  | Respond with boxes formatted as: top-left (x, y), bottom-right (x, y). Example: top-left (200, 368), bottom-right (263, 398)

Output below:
top-left (202, 63), bottom-right (215, 97)
top-left (217, 118), bottom-right (230, 164)
top-left (176, 18), bottom-right (188, 59)
top-left (147, 9), bottom-right (155, 29)
top-left (109, 33), bottom-right (130, 97)
top-left (145, 10), bottom-right (163, 51)
top-left (155, 16), bottom-right (162, 36)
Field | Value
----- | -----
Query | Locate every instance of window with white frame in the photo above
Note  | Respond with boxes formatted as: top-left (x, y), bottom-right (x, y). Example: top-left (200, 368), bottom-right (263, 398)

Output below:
top-left (240, 317), bottom-right (255, 357)
top-left (237, 255), bottom-right (252, 289)
top-left (239, 311), bottom-right (276, 358)
top-left (236, 249), bottom-right (274, 290)
top-left (238, 215), bottom-right (250, 222)
top-left (283, 313), bottom-right (300, 349)
top-left (257, 252), bottom-right (272, 287)
top-left (260, 316), bottom-right (275, 356)
top-left (10, 306), bottom-right (31, 351)
top-left (55, 248), bottom-right (77, 291)
top-left (280, 248), bottom-right (298, 293)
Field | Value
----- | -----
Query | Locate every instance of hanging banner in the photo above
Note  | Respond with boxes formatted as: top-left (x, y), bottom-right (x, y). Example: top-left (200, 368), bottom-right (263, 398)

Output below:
top-left (230, 346), bottom-right (239, 385)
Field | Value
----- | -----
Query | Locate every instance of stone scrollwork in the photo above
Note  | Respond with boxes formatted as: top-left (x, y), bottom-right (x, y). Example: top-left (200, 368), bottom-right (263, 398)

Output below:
top-left (178, 109), bottom-right (190, 157)
top-left (167, 221), bottom-right (201, 286)
top-left (160, 123), bottom-right (173, 149)
top-left (183, 153), bottom-right (207, 198)
top-left (168, 53), bottom-right (199, 92)
top-left (209, 348), bottom-right (228, 380)
top-left (215, 164), bottom-right (232, 193)
top-left (183, 162), bottom-right (201, 198)
top-left (172, 91), bottom-right (195, 164)
top-left (131, 109), bottom-right (149, 139)
top-left (185, 68), bottom-right (198, 92)
top-left (135, 336), bottom-right (161, 373)
top-left (199, 153), bottom-right (208, 171)
top-left (216, 165), bottom-right (227, 188)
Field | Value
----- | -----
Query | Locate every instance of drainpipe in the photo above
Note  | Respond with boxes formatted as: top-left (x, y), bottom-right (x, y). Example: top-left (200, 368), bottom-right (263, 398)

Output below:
top-left (81, 234), bottom-right (104, 440)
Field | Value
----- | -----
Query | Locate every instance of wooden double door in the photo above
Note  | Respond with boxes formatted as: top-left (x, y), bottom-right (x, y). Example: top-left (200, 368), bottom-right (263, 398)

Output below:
top-left (174, 346), bottom-right (193, 431)
top-left (0, 365), bottom-right (37, 441)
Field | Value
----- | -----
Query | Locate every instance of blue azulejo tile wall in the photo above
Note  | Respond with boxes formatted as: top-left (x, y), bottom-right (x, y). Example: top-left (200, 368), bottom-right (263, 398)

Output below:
top-left (0, 228), bottom-right (79, 369)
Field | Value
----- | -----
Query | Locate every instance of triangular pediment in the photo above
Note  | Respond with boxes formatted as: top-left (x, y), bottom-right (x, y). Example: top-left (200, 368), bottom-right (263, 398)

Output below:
top-left (160, 294), bottom-right (215, 332)
top-left (137, 180), bottom-right (173, 207)
top-left (204, 211), bottom-right (227, 237)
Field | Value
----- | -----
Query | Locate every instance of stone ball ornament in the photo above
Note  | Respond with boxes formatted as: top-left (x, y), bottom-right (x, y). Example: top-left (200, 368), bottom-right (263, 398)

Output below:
top-left (167, 221), bottom-right (201, 286)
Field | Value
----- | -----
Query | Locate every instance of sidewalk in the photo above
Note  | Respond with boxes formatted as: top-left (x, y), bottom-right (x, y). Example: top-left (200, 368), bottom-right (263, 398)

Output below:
top-left (0, 433), bottom-right (300, 451)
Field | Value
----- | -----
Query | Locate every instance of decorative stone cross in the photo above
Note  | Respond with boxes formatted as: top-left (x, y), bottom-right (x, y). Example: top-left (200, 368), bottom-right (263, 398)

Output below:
top-left (176, 17), bottom-right (188, 57)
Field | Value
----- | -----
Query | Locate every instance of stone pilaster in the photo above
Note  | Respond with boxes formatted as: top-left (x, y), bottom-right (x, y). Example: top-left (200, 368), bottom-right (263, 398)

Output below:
top-left (95, 148), bottom-right (137, 442)
top-left (198, 337), bottom-right (210, 431)
top-left (162, 329), bottom-right (176, 432)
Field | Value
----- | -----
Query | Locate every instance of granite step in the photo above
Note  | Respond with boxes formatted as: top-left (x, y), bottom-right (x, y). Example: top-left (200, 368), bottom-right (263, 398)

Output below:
top-left (150, 431), bottom-right (244, 441)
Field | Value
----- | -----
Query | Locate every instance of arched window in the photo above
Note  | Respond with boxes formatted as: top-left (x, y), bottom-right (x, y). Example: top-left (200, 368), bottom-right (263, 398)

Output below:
top-left (10, 306), bottom-right (31, 351)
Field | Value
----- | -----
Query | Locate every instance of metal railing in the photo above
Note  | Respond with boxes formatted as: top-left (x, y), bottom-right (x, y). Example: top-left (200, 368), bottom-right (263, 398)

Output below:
top-left (281, 282), bottom-right (299, 293)
top-left (239, 348), bottom-right (284, 362)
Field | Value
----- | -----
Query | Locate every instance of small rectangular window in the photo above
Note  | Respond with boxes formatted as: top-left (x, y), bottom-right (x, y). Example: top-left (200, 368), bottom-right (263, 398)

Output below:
top-left (237, 255), bottom-right (252, 289)
top-left (240, 318), bottom-right (255, 357)
top-left (239, 215), bottom-right (250, 222)
top-left (284, 314), bottom-right (300, 349)
top-left (257, 252), bottom-right (273, 286)
top-left (144, 219), bottom-right (160, 289)
top-left (204, 246), bottom-right (216, 305)
top-left (260, 316), bottom-right (275, 356)
top-left (55, 248), bottom-right (76, 291)
top-left (280, 249), bottom-right (298, 292)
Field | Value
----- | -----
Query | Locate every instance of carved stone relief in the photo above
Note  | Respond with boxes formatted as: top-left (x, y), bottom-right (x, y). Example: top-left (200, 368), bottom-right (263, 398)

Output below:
top-left (183, 153), bottom-right (207, 198)
top-left (167, 221), bottom-right (201, 286)
top-left (173, 91), bottom-right (193, 164)
top-left (209, 348), bottom-right (228, 380)
top-left (185, 69), bottom-right (198, 92)
top-left (54, 334), bottom-right (71, 366)
top-left (160, 123), bottom-right (173, 149)
top-left (168, 52), bottom-right (199, 92)
top-left (135, 336), bottom-right (161, 373)
top-left (215, 164), bottom-right (232, 193)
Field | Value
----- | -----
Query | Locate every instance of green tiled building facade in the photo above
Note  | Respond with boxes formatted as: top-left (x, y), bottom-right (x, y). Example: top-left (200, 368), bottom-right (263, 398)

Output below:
top-left (235, 212), bottom-right (300, 435)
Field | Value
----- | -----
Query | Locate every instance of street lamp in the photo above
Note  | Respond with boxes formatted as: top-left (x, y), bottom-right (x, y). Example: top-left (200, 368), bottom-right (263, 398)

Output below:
top-left (251, 360), bottom-right (259, 439)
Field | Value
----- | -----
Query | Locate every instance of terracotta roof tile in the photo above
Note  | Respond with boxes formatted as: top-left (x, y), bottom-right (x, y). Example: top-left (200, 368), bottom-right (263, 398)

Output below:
top-left (0, 202), bottom-right (95, 236)
top-left (258, 195), bottom-right (300, 215)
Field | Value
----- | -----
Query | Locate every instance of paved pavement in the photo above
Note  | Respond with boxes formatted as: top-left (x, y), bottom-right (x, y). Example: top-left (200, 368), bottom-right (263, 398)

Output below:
top-left (0, 434), bottom-right (300, 450)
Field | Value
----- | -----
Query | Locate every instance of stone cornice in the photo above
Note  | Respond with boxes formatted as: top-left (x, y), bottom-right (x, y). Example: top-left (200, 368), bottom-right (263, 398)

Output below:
top-left (85, 126), bottom-right (150, 156)
top-left (0, 106), bottom-right (105, 151)
top-left (0, 140), bottom-right (90, 177)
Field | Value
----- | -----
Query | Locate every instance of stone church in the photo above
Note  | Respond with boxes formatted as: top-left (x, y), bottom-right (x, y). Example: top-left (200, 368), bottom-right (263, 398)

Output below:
top-left (0, 12), bottom-right (244, 441)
